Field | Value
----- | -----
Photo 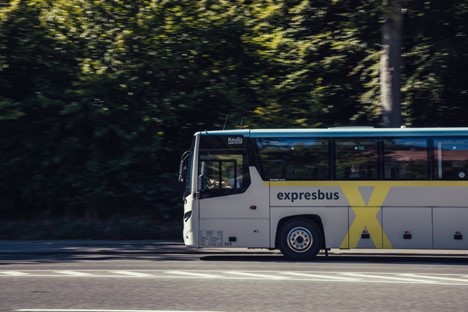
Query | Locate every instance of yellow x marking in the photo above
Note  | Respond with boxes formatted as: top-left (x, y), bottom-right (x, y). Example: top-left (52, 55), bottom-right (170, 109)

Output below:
top-left (340, 184), bottom-right (393, 249)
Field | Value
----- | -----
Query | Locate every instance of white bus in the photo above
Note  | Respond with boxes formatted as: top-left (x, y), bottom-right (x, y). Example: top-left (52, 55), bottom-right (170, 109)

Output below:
top-left (178, 127), bottom-right (468, 260)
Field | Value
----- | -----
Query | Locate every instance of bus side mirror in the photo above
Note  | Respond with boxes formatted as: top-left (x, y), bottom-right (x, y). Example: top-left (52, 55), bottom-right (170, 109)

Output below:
top-left (178, 151), bottom-right (191, 183)
top-left (198, 175), bottom-right (207, 192)
top-left (178, 164), bottom-right (185, 183)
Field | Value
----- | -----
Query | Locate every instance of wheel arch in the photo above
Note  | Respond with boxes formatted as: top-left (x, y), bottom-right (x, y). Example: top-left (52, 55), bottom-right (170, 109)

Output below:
top-left (275, 214), bottom-right (326, 250)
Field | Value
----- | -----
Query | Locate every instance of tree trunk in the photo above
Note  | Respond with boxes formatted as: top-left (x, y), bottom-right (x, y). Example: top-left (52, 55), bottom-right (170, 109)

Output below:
top-left (381, 0), bottom-right (403, 127)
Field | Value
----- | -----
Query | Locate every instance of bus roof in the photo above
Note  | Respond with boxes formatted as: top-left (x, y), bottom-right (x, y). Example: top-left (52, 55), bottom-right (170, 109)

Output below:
top-left (195, 127), bottom-right (468, 138)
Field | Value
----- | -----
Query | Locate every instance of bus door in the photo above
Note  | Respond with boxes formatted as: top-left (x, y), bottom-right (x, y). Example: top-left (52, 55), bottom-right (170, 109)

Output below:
top-left (196, 135), bottom-right (270, 248)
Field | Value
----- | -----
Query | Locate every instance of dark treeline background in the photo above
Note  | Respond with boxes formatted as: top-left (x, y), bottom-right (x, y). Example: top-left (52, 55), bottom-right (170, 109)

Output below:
top-left (0, 1), bottom-right (467, 238)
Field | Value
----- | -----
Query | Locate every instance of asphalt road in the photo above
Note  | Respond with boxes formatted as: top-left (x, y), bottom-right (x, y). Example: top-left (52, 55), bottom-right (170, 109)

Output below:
top-left (1, 241), bottom-right (468, 312)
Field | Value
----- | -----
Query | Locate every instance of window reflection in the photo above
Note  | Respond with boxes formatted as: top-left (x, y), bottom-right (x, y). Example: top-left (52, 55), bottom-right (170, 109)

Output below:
top-left (384, 138), bottom-right (428, 180)
top-left (434, 139), bottom-right (468, 180)
top-left (256, 138), bottom-right (330, 180)
top-left (335, 139), bottom-right (379, 180)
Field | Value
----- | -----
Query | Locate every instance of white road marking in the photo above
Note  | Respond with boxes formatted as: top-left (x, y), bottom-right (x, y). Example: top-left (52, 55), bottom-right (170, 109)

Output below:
top-left (282, 272), bottom-right (357, 281)
top-left (2, 270), bottom-right (468, 285)
top-left (0, 271), bottom-right (31, 276)
top-left (54, 271), bottom-right (94, 277)
top-left (224, 271), bottom-right (288, 280)
top-left (342, 272), bottom-right (437, 284)
top-left (164, 270), bottom-right (221, 279)
top-left (110, 271), bottom-right (155, 278)
top-left (17, 310), bottom-right (224, 312)
top-left (399, 273), bottom-right (468, 283)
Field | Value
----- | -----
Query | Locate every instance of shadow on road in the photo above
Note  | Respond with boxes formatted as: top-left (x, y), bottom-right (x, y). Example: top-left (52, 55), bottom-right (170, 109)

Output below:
top-left (0, 253), bottom-right (197, 264)
top-left (0, 241), bottom-right (194, 264)
top-left (1, 241), bottom-right (468, 265)
top-left (200, 253), bottom-right (468, 265)
top-left (2, 252), bottom-right (467, 266)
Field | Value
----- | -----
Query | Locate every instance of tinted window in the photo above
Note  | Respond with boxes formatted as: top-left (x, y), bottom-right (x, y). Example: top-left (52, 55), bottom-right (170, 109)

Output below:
top-left (434, 138), bottom-right (468, 180)
top-left (384, 138), bottom-right (429, 179)
top-left (335, 139), bottom-right (379, 180)
top-left (256, 138), bottom-right (330, 180)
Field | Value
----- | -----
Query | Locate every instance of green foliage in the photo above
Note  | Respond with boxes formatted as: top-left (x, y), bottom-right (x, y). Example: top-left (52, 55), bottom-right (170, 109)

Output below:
top-left (0, 0), bottom-right (467, 231)
top-left (402, 1), bottom-right (468, 126)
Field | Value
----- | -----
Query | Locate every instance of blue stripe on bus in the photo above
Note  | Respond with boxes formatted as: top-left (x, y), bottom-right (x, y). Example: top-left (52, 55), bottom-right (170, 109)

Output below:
top-left (196, 128), bottom-right (468, 138)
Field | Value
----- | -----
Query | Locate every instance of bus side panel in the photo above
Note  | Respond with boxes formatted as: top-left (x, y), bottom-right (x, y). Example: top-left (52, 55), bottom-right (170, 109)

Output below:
top-left (270, 207), bottom-right (349, 249)
top-left (346, 206), bottom-right (383, 249)
top-left (199, 219), bottom-right (270, 248)
top-left (198, 168), bottom-right (269, 219)
top-left (269, 181), bottom-right (349, 249)
top-left (433, 207), bottom-right (468, 249)
top-left (383, 185), bottom-right (468, 250)
top-left (382, 207), bottom-right (433, 249)
top-left (383, 185), bottom-right (468, 207)
top-left (198, 168), bottom-right (271, 248)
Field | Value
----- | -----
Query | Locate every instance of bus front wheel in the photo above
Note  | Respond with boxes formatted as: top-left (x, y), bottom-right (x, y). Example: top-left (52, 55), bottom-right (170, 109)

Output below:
top-left (278, 218), bottom-right (322, 260)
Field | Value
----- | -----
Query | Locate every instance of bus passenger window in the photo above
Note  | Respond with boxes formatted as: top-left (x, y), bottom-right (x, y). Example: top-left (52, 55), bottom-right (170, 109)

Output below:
top-left (255, 138), bottom-right (330, 180)
top-left (434, 138), bottom-right (468, 180)
top-left (335, 139), bottom-right (379, 180)
top-left (383, 138), bottom-right (429, 180)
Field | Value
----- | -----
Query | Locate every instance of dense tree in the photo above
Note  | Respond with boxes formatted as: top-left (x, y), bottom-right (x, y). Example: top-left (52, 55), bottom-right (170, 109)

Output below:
top-left (402, 0), bottom-right (468, 126)
top-left (0, 0), bottom-right (467, 223)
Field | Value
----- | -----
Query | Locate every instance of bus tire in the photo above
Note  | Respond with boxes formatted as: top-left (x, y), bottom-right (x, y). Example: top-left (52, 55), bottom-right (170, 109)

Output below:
top-left (278, 218), bottom-right (322, 260)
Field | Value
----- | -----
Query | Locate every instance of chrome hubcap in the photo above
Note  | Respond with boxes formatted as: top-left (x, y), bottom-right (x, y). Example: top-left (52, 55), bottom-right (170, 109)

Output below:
top-left (287, 227), bottom-right (313, 253)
